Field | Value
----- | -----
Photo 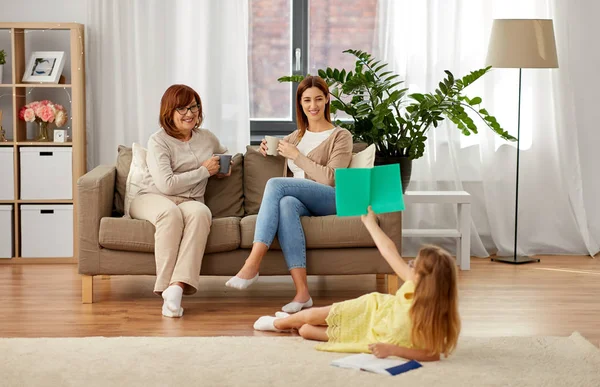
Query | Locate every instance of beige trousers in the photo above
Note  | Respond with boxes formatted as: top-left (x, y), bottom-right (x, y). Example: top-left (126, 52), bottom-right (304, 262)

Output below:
top-left (129, 193), bottom-right (212, 295)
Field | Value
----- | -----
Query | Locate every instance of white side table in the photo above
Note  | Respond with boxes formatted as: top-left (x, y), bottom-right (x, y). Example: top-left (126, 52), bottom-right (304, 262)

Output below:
top-left (403, 191), bottom-right (472, 270)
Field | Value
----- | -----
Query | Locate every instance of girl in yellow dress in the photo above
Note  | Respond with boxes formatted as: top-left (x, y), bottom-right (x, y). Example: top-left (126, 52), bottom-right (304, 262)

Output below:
top-left (253, 206), bottom-right (461, 362)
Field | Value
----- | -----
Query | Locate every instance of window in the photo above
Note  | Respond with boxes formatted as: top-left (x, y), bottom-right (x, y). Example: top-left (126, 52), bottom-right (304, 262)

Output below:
top-left (307, 1), bottom-right (378, 77)
top-left (248, 0), bottom-right (378, 141)
top-left (248, 0), bottom-right (292, 121)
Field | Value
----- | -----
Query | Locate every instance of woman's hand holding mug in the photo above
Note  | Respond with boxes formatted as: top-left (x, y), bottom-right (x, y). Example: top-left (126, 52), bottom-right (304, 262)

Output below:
top-left (277, 140), bottom-right (300, 160)
top-left (259, 139), bottom-right (269, 157)
top-left (202, 156), bottom-right (220, 176)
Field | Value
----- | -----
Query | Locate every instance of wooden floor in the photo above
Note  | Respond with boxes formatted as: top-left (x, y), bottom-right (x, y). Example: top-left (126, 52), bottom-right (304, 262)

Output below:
top-left (1, 256), bottom-right (599, 347)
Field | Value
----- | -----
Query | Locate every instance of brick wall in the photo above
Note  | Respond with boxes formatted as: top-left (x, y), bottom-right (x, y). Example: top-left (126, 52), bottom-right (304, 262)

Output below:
top-left (249, 0), bottom-right (378, 120)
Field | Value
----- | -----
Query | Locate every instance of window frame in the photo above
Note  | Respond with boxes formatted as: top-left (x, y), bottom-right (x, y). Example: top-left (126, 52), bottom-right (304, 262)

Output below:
top-left (249, 0), bottom-right (308, 144)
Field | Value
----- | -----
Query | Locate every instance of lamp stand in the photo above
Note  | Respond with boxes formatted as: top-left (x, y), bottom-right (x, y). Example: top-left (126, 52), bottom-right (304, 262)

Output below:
top-left (491, 68), bottom-right (540, 265)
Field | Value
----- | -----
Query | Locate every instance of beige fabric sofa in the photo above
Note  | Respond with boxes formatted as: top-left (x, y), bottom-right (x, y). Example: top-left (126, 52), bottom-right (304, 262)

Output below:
top-left (77, 145), bottom-right (402, 303)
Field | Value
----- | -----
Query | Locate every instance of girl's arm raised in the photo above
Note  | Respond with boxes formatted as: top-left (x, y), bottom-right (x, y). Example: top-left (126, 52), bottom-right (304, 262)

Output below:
top-left (361, 206), bottom-right (414, 282)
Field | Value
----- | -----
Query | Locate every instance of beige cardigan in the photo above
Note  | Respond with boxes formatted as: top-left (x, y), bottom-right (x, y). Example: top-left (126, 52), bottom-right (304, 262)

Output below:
top-left (282, 127), bottom-right (353, 187)
top-left (142, 128), bottom-right (227, 201)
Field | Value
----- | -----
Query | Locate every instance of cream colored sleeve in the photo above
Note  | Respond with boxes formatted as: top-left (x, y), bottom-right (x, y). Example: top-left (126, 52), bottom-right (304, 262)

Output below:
top-left (207, 129), bottom-right (228, 154)
top-left (146, 136), bottom-right (210, 196)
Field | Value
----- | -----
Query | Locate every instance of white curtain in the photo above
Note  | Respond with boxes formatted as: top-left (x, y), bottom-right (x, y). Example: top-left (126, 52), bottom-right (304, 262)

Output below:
top-left (85, 0), bottom-right (250, 167)
top-left (374, 0), bottom-right (599, 257)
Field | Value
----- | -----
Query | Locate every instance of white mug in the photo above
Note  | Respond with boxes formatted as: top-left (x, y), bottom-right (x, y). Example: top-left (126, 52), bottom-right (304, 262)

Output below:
top-left (264, 135), bottom-right (280, 156)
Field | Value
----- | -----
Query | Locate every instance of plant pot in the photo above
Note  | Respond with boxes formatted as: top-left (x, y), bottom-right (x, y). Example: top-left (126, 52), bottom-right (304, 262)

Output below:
top-left (0, 65), bottom-right (3, 84)
top-left (374, 155), bottom-right (412, 193)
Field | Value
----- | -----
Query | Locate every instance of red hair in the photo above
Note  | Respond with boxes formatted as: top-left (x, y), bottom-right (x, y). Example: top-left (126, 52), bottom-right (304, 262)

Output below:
top-left (159, 84), bottom-right (203, 140)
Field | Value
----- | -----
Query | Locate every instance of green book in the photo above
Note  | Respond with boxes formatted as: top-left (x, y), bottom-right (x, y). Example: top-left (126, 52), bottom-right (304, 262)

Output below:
top-left (335, 164), bottom-right (405, 217)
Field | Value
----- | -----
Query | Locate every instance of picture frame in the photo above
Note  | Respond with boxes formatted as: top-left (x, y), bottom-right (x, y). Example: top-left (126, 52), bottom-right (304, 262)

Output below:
top-left (22, 51), bottom-right (65, 84)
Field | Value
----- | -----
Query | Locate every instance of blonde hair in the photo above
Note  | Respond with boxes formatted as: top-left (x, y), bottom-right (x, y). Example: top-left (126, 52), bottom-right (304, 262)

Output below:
top-left (409, 245), bottom-right (461, 357)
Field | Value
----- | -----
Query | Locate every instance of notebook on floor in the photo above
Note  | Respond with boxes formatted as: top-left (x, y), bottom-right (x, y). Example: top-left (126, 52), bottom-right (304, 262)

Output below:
top-left (331, 353), bottom-right (422, 376)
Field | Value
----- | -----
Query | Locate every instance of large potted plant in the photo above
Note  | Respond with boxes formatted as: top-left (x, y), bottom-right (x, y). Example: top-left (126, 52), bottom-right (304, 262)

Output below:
top-left (279, 49), bottom-right (516, 191)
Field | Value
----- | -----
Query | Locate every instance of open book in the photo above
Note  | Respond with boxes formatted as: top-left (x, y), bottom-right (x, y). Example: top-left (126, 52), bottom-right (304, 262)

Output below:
top-left (331, 353), bottom-right (422, 376)
top-left (335, 164), bottom-right (405, 217)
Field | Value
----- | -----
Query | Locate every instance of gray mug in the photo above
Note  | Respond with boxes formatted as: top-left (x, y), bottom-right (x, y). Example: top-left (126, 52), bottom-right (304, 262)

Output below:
top-left (216, 154), bottom-right (232, 174)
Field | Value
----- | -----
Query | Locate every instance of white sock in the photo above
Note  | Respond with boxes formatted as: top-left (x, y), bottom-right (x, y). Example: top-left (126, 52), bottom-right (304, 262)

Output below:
top-left (253, 316), bottom-right (289, 332)
top-left (162, 285), bottom-right (183, 313)
top-left (162, 304), bottom-right (184, 318)
top-left (275, 311), bottom-right (290, 319)
top-left (281, 297), bottom-right (313, 314)
top-left (225, 273), bottom-right (259, 290)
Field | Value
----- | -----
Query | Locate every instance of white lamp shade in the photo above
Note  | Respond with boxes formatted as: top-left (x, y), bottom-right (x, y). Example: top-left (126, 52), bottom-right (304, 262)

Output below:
top-left (486, 19), bottom-right (559, 69)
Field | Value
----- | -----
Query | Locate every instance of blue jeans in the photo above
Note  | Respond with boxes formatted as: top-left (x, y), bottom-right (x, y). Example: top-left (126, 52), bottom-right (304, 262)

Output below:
top-left (254, 178), bottom-right (336, 270)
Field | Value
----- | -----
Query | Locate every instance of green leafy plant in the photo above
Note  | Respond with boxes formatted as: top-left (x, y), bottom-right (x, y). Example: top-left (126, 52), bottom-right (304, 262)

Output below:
top-left (279, 49), bottom-right (516, 160)
top-left (0, 49), bottom-right (6, 65)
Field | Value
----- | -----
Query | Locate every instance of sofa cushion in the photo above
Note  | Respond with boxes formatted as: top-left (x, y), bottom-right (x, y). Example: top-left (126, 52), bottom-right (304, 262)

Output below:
top-left (124, 143), bottom-right (150, 217)
top-left (99, 216), bottom-right (241, 254)
top-left (352, 142), bottom-right (369, 153)
top-left (239, 214), bottom-right (377, 249)
top-left (243, 145), bottom-right (286, 215)
top-left (205, 153), bottom-right (244, 218)
top-left (349, 144), bottom-right (376, 168)
top-left (114, 145), bottom-right (133, 215)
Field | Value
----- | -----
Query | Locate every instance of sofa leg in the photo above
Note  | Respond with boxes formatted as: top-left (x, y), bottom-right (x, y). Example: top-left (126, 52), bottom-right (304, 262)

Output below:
top-left (386, 274), bottom-right (400, 294)
top-left (82, 275), bottom-right (94, 304)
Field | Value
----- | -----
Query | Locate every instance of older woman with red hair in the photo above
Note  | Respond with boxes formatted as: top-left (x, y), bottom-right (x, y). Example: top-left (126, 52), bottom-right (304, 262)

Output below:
top-left (130, 84), bottom-right (229, 318)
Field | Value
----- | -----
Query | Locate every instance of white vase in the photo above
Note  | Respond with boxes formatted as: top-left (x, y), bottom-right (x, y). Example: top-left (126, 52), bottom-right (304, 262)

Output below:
top-left (0, 65), bottom-right (3, 84)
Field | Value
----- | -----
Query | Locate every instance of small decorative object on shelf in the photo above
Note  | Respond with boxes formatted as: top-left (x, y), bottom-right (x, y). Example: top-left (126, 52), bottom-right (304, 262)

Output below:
top-left (22, 51), bottom-right (65, 84)
top-left (53, 129), bottom-right (66, 142)
top-left (0, 109), bottom-right (6, 141)
top-left (35, 121), bottom-right (50, 142)
top-left (0, 49), bottom-right (6, 84)
top-left (19, 100), bottom-right (68, 142)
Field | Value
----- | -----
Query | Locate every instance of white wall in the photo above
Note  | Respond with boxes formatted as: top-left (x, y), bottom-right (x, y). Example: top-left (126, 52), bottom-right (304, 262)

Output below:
top-left (0, 0), bottom-right (87, 23)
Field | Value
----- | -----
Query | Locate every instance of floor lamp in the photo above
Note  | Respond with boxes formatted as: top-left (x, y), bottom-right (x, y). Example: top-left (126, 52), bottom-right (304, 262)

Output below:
top-left (485, 19), bottom-right (559, 264)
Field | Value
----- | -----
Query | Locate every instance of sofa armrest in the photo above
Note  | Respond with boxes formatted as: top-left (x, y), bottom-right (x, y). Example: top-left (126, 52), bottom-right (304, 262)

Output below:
top-left (77, 165), bottom-right (116, 274)
top-left (377, 211), bottom-right (402, 252)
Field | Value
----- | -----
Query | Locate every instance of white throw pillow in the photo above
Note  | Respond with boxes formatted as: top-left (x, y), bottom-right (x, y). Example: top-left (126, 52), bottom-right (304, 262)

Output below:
top-left (349, 144), bottom-right (376, 168)
top-left (124, 142), bottom-right (149, 217)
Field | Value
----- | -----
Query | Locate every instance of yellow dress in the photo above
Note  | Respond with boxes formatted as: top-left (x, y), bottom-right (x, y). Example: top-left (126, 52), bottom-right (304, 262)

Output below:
top-left (315, 280), bottom-right (415, 353)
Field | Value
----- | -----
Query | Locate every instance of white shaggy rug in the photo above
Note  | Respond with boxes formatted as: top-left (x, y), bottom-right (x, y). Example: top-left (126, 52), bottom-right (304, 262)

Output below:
top-left (2, 333), bottom-right (599, 387)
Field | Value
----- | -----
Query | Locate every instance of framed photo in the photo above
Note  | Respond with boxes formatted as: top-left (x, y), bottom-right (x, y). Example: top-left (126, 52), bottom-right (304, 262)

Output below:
top-left (22, 51), bottom-right (65, 84)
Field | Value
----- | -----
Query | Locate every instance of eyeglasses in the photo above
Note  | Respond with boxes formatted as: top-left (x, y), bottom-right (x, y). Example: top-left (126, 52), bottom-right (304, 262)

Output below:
top-left (176, 104), bottom-right (200, 115)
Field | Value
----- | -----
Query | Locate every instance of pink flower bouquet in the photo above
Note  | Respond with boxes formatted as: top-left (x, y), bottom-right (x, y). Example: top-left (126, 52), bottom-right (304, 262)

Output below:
top-left (18, 100), bottom-right (68, 127)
